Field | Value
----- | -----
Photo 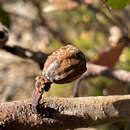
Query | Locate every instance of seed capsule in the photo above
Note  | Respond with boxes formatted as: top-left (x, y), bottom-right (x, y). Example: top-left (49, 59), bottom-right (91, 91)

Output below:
top-left (43, 44), bottom-right (87, 84)
top-left (32, 45), bottom-right (87, 114)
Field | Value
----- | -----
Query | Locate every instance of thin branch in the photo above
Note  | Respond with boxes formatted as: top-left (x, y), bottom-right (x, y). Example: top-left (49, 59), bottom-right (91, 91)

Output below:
top-left (0, 23), bottom-right (48, 69)
top-left (74, 63), bottom-right (130, 97)
top-left (0, 95), bottom-right (130, 130)
top-left (2, 45), bottom-right (48, 69)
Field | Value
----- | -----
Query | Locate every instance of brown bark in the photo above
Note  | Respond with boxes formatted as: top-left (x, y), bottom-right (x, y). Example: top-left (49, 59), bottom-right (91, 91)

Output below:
top-left (0, 95), bottom-right (130, 130)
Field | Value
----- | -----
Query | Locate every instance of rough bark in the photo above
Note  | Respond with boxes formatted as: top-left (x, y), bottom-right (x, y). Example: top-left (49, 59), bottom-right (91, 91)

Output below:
top-left (0, 95), bottom-right (130, 130)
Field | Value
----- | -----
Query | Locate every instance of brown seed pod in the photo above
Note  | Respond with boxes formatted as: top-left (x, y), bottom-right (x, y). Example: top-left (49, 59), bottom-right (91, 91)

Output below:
top-left (32, 45), bottom-right (87, 114)
top-left (43, 44), bottom-right (87, 84)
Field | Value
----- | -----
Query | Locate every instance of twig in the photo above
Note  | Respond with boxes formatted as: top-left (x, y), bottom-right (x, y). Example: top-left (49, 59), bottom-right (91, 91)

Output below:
top-left (3, 45), bottom-right (48, 69)
top-left (0, 95), bottom-right (130, 130)
top-left (74, 63), bottom-right (130, 97)
top-left (0, 22), bottom-right (48, 69)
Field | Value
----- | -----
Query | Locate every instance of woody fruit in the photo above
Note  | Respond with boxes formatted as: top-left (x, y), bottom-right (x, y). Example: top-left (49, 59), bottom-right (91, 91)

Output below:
top-left (32, 45), bottom-right (87, 114)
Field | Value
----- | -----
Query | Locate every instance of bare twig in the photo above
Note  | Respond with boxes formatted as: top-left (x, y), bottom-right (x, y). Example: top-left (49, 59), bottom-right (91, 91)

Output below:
top-left (0, 95), bottom-right (130, 130)
top-left (3, 45), bottom-right (48, 69)
top-left (74, 63), bottom-right (130, 97)
top-left (0, 23), bottom-right (48, 69)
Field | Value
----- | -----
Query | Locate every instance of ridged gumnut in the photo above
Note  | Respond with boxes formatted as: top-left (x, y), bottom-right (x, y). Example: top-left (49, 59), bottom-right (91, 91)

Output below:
top-left (42, 44), bottom-right (87, 84)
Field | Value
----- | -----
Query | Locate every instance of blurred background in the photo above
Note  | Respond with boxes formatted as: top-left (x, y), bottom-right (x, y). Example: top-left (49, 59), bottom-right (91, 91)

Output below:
top-left (0, 0), bottom-right (130, 129)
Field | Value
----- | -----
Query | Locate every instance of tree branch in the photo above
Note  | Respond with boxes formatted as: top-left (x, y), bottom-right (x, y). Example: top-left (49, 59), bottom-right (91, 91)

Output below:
top-left (3, 45), bottom-right (48, 69)
top-left (86, 63), bottom-right (130, 82)
top-left (0, 95), bottom-right (130, 130)
top-left (0, 23), bottom-right (48, 69)
top-left (74, 63), bottom-right (130, 97)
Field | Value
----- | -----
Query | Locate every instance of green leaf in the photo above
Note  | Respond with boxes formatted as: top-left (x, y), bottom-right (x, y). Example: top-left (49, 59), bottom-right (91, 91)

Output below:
top-left (102, 0), bottom-right (130, 9)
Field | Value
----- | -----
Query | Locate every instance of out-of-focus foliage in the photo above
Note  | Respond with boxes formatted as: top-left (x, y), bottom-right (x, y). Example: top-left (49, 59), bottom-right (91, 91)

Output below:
top-left (102, 0), bottom-right (130, 9)
top-left (0, 0), bottom-right (130, 129)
